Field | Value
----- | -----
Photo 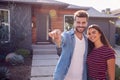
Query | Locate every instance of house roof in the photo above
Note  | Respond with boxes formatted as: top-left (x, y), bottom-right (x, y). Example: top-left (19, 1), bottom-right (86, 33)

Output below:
top-left (0, 0), bottom-right (117, 19)
top-left (0, 0), bottom-right (69, 7)
top-left (66, 4), bottom-right (117, 19)
top-left (111, 9), bottom-right (120, 15)
top-left (66, 4), bottom-right (89, 10)
top-left (87, 7), bottom-right (117, 18)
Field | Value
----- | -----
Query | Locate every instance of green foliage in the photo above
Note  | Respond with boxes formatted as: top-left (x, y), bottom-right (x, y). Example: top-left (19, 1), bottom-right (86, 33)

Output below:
top-left (115, 27), bottom-right (120, 45)
top-left (0, 24), bottom-right (9, 44)
top-left (65, 23), bottom-right (73, 31)
top-left (0, 67), bottom-right (10, 80)
top-left (65, 16), bottom-right (74, 31)
top-left (116, 27), bottom-right (120, 34)
top-left (15, 49), bottom-right (30, 57)
top-left (115, 64), bottom-right (120, 80)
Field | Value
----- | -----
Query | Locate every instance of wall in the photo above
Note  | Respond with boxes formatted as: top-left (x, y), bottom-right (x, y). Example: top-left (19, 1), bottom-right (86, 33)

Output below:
top-left (33, 6), bottom-right (76, 31)
top-left (0, 3), bottom-right (32, 52)
top-left (32, 5), bottom-right (77, 42)
top-left (11, 3), bottom-right (32, 50)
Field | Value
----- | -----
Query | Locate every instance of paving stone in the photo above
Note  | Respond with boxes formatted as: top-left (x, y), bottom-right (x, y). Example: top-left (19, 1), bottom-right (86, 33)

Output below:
top-left (32, 54), bottom-right (59, 60)
top-left (32, 59), bottom-right (58, 66)
top-left (31, 66), bottom-right (55, 77)
top-left (31, 77), bottom-right (53, 80)
top-left (33, 49), bottom-right (57, 55)
top-left (32, 44), bottom-right (56, 49)
top-left (31, 44), bottom-right (59, 80)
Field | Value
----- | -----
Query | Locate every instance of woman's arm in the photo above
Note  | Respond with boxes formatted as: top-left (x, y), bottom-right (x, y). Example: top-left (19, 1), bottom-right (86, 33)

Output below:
top-left (107, 59), bottom-right (115, 80)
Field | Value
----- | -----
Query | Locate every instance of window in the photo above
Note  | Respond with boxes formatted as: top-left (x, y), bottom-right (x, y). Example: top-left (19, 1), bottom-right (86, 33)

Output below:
top-left (0, 9), bottom-right (10, 43)
top-left (64, 15), bottom-right (74, 31)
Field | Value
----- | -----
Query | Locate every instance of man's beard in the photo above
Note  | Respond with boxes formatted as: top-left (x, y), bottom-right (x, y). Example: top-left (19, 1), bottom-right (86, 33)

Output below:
top-left (75, 26), bottom-right (86, 33)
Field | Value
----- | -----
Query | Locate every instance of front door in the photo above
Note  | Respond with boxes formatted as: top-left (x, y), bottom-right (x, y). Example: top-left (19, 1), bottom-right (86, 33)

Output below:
top-left (36, 14), bottom-right (49, 42)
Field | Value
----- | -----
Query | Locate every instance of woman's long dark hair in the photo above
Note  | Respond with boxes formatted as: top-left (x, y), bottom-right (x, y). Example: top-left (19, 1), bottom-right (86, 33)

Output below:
top-left (87, 24), bottom-right (111, 54)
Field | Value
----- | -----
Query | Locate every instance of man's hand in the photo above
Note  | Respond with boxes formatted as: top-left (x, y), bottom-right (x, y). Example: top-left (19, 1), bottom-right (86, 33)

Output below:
top-left (48, 29), bottom-right (62, 47)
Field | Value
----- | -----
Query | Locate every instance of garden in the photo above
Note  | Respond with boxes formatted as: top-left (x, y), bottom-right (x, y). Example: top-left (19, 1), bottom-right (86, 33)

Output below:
top-left (0, 19), bottom-right (32, 80)
top-left (0, 47), bottom-right (32, 80)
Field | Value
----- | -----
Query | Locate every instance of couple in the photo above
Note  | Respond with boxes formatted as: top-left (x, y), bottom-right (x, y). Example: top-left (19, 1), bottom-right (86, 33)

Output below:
top-left (49, 10), bottom-right (115, 80)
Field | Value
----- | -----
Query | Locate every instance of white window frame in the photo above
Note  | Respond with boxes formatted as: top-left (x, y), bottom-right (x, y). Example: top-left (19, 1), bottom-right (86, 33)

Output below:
top-left (64, 15), bottom-right (74, 31)
top-left (0, 9), bottom-right (10, 43)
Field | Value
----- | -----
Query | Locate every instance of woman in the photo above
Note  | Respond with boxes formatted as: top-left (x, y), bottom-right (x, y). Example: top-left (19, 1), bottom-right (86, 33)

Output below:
top-left (87, 24), bottom-right (116, 80)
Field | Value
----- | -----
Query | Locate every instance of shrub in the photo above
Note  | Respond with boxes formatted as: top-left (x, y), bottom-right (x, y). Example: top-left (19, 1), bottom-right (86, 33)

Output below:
top-left (15, 49), bottom-right (30, 57)
top-left (115, 64), bottom-right (120, 80)
top-left (115, 27), bottom-right (120, 45)
top-left (0, 66), bottom-right (10, 80)
top-left (116, 27), bottom-right (120, 34)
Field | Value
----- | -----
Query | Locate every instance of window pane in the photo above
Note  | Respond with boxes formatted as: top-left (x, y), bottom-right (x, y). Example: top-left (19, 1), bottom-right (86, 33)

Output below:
top-left (0, 10), bottom-right (9, 42)
top-left (65, 16), bottom-right (74, 31)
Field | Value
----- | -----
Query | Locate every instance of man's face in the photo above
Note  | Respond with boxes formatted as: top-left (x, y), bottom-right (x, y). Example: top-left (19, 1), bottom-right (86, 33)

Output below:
top-left (74, 17), bottom-right (88, 33)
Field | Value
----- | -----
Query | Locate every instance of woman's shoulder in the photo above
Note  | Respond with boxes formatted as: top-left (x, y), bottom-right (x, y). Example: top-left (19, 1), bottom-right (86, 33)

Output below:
top-left (102, 45), bottom-right (115, 54)
top-left (103, 46), bottom-right (115, 59)
top-left (103, 45), bottom-right (114, 50)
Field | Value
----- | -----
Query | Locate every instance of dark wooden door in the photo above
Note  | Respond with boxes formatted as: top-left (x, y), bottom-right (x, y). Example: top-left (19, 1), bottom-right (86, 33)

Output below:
top-left (36, 14), bottom-right (49, 42)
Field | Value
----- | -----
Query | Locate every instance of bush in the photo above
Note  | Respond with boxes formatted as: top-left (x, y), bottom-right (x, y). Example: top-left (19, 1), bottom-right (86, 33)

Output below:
top-left (116, 27), bottom-right (120, 34)
top-left (115, 64), bottom-right (120, 80)
top-left (115, 27), bottom-right (120, 45)
top-left (0, 66), bottom-right (10, 80)
top-left (115, 33), bottom-right (120, 45)
top-left (15, 49), bottom-right (30, 57)
top-left (0, 42), bottom-right (15, 54)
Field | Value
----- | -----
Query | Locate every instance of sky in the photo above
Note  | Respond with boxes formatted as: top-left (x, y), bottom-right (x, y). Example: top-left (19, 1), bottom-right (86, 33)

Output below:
top-left (57, 0), bottom-right (120, 12)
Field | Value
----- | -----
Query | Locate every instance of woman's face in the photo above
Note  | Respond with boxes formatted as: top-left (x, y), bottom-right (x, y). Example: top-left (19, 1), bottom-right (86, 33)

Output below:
top-left (87, 28), bottom-right (101, 43)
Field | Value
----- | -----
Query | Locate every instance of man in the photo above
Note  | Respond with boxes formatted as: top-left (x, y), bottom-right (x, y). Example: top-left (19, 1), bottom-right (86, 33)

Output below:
top-left (49, 10), bottom-right (89, 80)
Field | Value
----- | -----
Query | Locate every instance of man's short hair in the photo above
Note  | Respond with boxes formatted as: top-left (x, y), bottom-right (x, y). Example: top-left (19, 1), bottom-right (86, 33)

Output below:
top-left (74, 10), bottom-right (89, 20)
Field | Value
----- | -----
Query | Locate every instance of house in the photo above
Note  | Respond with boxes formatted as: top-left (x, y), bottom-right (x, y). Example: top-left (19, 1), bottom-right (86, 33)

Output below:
top-left (111, 9), bottom-right (120, 45)
top-left (0, 0), bottom-right (117, 53)
top-left (111, 9), bottom-right (120, 26)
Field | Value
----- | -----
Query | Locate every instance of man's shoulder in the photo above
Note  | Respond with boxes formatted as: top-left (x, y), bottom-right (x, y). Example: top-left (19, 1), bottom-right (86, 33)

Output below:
top-left (62, 29), bottom-right (74, 36)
